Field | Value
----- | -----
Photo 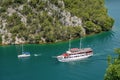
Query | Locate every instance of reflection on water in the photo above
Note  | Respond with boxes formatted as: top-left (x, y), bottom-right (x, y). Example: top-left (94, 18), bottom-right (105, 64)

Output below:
top-left (18, 57), bottom-right (31, 63)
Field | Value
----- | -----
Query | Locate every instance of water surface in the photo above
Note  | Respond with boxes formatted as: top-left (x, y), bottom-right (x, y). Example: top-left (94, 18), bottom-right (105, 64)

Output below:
top-left (0, 0), bottom-right (120, 80)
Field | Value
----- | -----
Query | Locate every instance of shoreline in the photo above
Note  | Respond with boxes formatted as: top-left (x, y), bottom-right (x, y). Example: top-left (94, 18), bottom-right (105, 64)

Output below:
top-left (0, 31), bottom-right (111, 46)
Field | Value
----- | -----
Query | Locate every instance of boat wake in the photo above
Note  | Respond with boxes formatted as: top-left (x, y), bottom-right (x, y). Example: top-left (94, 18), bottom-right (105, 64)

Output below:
top-left (92, 53), bottom-right (106, 57)
top-left (34, 54), bottom-right (42, 56)
top-left (52, 56), bottom-right (57, 58)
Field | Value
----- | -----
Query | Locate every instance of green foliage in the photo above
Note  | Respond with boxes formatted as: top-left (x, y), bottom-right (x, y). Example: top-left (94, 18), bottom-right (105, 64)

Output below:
top-left (10, 23), bottom-right (26, 34)
top-left (37, 1), bottom-right (46, 10)
top-left (7, 13), bottom-right (21, 27)
top-left (29, 0), bottom-right (40, 8)
top-left (104, 64), bottom-right (120, 80)
top-left (0, 0), bottom-right (114, 44)
top-left (85, 21), bottom-right (102, 34)
top-left (0, 34), bottom-right (2, 44)
top-left (63, 0), bottom-right (114, 32)
top-left (50, 0), bottom-right (58, 5)
top-left (21, 4), bottom-right (32, 15)
top-left (0, 0), bottom-right (13, 6)
top-left (104, 48), bottom-right (120, 80)
top-left (107, 55), bottom-right (112, 65)
top-left (115, 48), bottom-right (120, 59)
top-left (115, 48), bottom-right (120, 54)
top-left (0, 6), bottom-right (6, 13)
top-left (14, 0), bottom-right (27, 4)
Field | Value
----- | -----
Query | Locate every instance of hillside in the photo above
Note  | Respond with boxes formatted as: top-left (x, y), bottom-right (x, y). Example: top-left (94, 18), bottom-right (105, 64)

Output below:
top-left (0, 0), bottom-right (114, 45)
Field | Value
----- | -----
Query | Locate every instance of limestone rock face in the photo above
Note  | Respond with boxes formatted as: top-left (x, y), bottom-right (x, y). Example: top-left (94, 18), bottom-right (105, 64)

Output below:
top-left (0, 0), bottom-right (113, 45)
top-left (48, 2), bottom-right (82, 27)
top-left (0, 0), bottom-right (84, 45)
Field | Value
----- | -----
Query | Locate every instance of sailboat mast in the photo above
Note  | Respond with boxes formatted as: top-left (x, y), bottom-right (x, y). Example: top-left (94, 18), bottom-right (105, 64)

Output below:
top-left (22, 44), bottom-right (24, 52)
top-left (69, 38), bottom-right (71, 50)
top-left (69, 35), bottom-right (71, 50)
top-left (80, 37), bottom-right (82, 49)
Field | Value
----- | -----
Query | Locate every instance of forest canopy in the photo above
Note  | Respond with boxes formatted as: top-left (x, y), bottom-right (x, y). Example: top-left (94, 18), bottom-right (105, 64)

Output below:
top-left (0, 0), bottom-right (114, 44)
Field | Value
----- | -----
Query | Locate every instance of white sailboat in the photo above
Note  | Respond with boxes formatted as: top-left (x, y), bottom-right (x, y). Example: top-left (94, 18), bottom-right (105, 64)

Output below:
top-left (18, 44), bottom-right (30, 58)
top-left (57, 37), bottom-right (93, 62)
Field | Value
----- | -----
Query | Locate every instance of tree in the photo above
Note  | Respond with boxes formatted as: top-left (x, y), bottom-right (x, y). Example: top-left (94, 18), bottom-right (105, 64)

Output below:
top-left (85, 21), bottom-right (102, 34)
top-left (104, 65), bottom-right (120, 80)
top-left (104, 48), bottom-right (120, 80)
top-left (115, 48), bottom-right (120, 59)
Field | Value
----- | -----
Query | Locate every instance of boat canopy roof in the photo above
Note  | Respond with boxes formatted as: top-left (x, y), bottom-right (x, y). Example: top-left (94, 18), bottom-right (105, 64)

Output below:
top-left (68, 48), bottom-right (93, 54)
top-left (62, 53), bottom-right (69, 57)
top-left (70, 48), bottom-right (79, 52)
top-left (22, 52), bottom-right (30, 54)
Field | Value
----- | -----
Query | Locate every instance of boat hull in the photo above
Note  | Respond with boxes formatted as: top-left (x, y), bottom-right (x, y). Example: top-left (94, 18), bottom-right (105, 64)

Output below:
top-left (18, 54), bottom-right (30, 58)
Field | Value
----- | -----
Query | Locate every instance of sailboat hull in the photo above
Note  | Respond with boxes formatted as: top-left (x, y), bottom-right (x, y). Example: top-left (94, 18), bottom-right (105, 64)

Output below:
top-left (18, 53), bottom-right (30, 58)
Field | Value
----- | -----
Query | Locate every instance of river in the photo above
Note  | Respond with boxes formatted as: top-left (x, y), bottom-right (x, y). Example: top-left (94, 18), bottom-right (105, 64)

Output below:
top-left (0, 0), bottom-right (120, 80)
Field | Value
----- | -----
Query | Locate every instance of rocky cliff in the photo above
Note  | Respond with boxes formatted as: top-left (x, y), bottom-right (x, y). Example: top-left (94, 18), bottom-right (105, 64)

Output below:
top-left (0, 0), bottom-right (114, 45)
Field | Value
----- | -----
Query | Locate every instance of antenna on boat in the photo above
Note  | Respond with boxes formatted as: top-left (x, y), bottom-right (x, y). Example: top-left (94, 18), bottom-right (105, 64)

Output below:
top-left (69, 34), bottom-right (71, 51)
top-left (80, 37), bottom-right (82, 49)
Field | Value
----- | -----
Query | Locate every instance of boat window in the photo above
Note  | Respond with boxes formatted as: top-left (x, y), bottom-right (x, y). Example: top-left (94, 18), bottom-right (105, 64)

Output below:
top-left (86, 51), bottom-right (92, 53)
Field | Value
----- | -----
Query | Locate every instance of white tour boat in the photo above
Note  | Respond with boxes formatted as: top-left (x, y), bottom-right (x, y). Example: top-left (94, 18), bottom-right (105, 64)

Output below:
top-left (18, 44), bottom-right (30, 58)
top-left (57, 37), bottom-right (93, 62)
